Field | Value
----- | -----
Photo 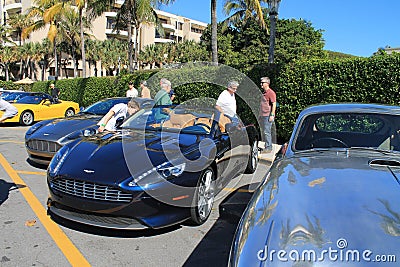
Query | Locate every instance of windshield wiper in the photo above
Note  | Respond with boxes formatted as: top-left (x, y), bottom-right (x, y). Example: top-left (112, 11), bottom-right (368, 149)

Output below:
top-left (347, 147), bottom-right (399, 156)
top-left (295, 148), bottom-right (337, 154)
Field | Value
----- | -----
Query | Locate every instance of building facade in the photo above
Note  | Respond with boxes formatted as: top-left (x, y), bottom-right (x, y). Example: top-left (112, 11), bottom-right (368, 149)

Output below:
top-left (1, 0), bottom-right (207, 79)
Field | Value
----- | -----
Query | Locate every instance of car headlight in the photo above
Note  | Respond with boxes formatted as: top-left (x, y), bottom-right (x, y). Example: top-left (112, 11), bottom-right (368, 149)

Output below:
top-left (124, 162), bottom-right (186, 187)
top-left (157, 162), bottom-right (186, 178)
top-left (48, 145), bottom-right (70, 176)
top-left (66, 128), bottom-right (97, 140)
top-left (83, 128), bottom-right (97, 137)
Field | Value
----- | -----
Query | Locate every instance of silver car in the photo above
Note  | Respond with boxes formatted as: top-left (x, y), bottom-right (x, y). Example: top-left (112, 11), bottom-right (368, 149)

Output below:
top-left (230, 103), bottom-right (400, 266)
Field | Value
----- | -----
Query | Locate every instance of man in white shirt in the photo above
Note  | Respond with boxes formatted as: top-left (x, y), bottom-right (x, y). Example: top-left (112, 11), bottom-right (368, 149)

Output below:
top-left (126, 81), bottom-right (138, 97)
top-left (215, 81), bottom-right (239, 119)
top-left (98, 99), bottom-right (140, 132)
top-left (0, 91), bottom-right (18, 123)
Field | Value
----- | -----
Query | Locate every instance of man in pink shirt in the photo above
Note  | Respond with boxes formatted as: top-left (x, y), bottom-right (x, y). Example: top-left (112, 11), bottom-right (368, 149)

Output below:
top-left (259, 77), bottom-right (276, 153)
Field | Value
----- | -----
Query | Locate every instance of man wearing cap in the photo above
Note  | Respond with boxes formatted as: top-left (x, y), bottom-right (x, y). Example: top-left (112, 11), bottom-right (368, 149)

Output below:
top-left (259, 77), bottom-right (277, 153)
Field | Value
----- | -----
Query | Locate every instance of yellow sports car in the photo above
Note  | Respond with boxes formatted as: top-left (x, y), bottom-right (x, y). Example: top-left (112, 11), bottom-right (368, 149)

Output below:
top-left (0, 93), bottom-right (80, 126)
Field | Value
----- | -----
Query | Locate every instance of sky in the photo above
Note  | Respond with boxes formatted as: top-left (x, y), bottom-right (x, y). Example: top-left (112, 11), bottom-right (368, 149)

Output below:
top-left (160, 0), bottom-right (400, 57)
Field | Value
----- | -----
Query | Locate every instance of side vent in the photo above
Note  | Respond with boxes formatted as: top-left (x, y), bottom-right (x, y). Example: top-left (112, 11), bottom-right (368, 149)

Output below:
top-left (369, 159), bottom-right (400, 167)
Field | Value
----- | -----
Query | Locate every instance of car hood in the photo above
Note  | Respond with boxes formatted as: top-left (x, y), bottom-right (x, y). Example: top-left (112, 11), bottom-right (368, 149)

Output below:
top-left (232, 152), bottom-right (400, 266)
top-left (29, 114), bottom-right (101, 140)
top-left (59, 130), bottom-right (204, 184)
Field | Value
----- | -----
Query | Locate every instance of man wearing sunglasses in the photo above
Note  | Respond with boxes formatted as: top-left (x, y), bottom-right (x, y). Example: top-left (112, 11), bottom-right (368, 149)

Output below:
top-left (260, 77), bottom-right (277, 153)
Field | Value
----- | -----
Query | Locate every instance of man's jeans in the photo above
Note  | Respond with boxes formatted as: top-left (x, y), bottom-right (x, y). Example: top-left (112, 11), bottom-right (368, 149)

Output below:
top-left (262, 116), bottom-right (273, 149)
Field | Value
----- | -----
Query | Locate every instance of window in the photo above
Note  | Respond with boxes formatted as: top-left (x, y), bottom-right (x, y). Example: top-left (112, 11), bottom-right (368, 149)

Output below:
top-left (191, 27), bottom-right (203, 34)
top-left (315, 114), bottom-right (384, 134)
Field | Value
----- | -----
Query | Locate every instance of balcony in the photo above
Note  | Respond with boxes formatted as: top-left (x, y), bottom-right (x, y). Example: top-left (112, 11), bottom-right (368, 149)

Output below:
top-left (105, 28), bottom-right (128, 38)
top-left (4, 0), bottom-right (22, 12)
top-left (154, 37), bottom-right (174, 44)
top-left (162, 23), bottom-right (175, 32)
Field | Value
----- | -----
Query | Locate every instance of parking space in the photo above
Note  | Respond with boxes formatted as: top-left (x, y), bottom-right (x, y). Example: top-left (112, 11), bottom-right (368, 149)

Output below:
top-left (0, 124), bottom-right (271, 266)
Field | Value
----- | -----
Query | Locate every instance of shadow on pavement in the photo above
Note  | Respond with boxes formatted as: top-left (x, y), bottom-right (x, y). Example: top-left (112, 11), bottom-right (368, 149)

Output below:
top-left (26, 159), bottom-right (48, 170)
top-left (183, 183), bottom-right (258, 266)
top-left (0, 179), bottom-right (26, 206)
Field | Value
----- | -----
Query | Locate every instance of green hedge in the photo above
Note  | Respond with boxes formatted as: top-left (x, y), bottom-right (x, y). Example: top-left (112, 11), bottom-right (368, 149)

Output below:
top-left (7, 54), bottom-right (400, 143)
top-left (275, 54), bottom-right (400, 140)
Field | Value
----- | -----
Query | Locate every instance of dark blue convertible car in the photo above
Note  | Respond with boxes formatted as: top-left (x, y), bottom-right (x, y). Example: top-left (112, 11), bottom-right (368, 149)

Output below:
top-left (46, 105), bottom-right (259, 229)
top-left (25, 97), bottom-right (153, 165)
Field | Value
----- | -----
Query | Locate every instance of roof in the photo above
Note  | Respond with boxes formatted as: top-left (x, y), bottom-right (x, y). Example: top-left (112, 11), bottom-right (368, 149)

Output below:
top-left (300, 103), bottom-right (400, 116)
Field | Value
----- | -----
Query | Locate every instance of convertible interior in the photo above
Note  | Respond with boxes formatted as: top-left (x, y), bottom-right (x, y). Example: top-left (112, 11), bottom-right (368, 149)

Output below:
top-left (294, 113), bottom-right (400, 151)
top-left (158, 111), bottom-right (232, 133)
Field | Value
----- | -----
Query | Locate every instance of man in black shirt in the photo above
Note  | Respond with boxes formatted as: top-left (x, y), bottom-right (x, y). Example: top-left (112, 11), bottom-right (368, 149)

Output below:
top-left (50, 83), bottom-right (60, 103)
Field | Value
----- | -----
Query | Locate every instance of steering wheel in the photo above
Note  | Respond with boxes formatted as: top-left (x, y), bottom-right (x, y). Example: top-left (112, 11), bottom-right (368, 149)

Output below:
top-left (312, 137), bottom-right (348, 148)
top-left (195, 123), bottom-right (211, 131)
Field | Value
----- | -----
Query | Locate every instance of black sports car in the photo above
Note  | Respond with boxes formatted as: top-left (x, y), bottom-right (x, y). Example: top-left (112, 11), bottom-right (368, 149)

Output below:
top-left (25, 97), bottom-right (153, 165)
top-left (46, 105), bottom-right (259, 229)
top-left (229, 103), bottom-right (400, 266)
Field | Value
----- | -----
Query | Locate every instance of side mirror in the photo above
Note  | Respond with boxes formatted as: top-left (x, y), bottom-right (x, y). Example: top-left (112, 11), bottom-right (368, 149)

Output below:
top-left (115, 117), bottom-right (125, 128)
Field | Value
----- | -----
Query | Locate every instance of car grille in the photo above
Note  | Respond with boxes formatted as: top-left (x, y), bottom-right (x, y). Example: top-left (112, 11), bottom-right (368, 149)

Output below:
top-left (27, 139), bottom-right (61, 153)
top-left (51, 178), bottom-right (133, 203)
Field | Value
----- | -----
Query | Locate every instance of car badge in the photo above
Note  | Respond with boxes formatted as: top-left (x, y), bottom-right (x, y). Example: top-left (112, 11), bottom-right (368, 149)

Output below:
top-left (43, 133), bottom-right (50, 136)
top-left (84, 169), bottom-right (95, 174)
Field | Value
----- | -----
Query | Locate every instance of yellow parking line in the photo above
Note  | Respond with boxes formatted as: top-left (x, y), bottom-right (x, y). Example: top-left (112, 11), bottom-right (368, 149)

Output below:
top-left (0, 140), bottom-right (24, 144)
top-left (0, 153), bottom-right (90, 267)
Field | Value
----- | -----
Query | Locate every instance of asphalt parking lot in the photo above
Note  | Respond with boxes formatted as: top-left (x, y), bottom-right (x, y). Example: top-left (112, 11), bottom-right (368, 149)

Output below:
top-left (0, 123), bottom-right (272, 267)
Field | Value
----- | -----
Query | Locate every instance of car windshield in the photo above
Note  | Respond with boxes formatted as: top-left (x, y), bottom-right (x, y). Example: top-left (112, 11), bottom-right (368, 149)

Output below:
top-left (16, 94), bottom-right (47, 104)
top-left (3, 92), bottom-right (30, 102)
top-left (82, 98), bottom-right (130, 115)
top-left (294, 112), bottom-right (400, 152)
top-left (121, 105), bottom-right (220, 135)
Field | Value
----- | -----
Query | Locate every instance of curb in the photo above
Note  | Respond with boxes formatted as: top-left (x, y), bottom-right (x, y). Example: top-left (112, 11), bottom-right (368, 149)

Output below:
top-left (258, 143), bottom-right (281, 164)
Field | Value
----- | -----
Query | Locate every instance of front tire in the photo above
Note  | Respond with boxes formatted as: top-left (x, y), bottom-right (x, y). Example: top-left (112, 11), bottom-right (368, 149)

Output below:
top-left (20, 110), bottom-right (34, 126)
top-left (190, 167), bottom-right (215, 225)
top-left (65, 108), bottom-right (75, 117)
top-left (245, 140), bottom-right (259, 174)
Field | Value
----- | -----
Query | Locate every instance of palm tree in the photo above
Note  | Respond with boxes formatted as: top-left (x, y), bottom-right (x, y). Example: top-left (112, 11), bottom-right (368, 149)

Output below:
top-left (8, 13), bottom-right (33, 79)
top-left (24, 0), bottom-right (71, 79)
top-left (0, 24), bottom-right (15, 46)
top-left (58, 7), bottom-right (92, 78)
top-left (113, 0), bottom-right (175, 72)
top-left (0, 46), bottom-right (17, 81)
top-left (211, 0), bottom-right (218, 64)
top-left (223, 0), bottom-right (266, 29)
top-left (74, 0), bottom-right (115, 77)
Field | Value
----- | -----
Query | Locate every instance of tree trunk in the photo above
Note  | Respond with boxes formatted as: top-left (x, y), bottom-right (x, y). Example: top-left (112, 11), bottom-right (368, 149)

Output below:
top-left (134, 26), bottom-right (139, 71)
top-left (5, 63), bottom-right (9, 81)
top-left (54, 44), bottom-right (59, 79)
top-left (268, 13), bottom-right (277, 64)
top-left (211, 0), bottom-right (218, 64)
top-left (127, 12), bottom-right (134, 73)
top-left (80, 8), bottom-right (87, 78)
